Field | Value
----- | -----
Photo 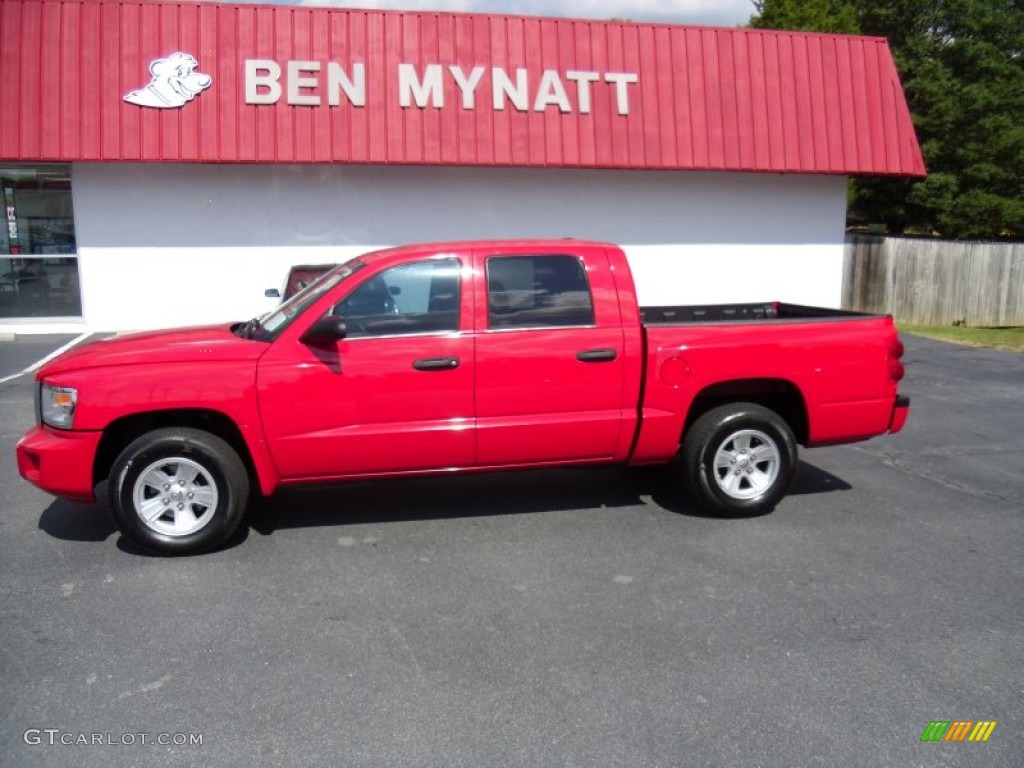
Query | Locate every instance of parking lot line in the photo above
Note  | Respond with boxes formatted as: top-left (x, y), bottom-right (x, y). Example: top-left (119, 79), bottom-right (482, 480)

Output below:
top-left (0, 332), bottom-right (92, 384)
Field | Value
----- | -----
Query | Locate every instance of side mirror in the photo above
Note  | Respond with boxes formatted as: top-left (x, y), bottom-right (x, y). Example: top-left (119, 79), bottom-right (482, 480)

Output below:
top-left (300, 315), bottom-right (347, 345)
top-left (264, 288), bottom-right (281, 299)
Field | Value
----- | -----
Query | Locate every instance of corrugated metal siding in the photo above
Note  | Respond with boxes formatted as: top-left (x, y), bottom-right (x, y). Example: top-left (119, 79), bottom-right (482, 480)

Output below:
top-left (0, 0), bottom-right (925, 175)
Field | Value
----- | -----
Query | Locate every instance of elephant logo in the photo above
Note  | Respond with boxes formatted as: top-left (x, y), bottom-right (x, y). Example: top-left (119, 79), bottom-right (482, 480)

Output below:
top-left (124, 52), bottom-right (212, 108)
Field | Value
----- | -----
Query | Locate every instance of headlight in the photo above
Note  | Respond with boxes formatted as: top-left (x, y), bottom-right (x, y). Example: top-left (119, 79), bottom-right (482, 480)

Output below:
top-left (40, 383), bottom-right (77, 429)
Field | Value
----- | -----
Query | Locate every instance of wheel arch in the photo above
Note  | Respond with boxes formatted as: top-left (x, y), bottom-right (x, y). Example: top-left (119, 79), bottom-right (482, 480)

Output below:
top-left (94, 409), bottom-right (261, 493)
top-left (683, 378), bottom-right (809, 446)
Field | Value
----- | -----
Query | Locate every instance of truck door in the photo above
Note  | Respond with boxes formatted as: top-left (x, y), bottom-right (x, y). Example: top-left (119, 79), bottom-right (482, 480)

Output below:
top-left (473, 248), bottom-right (628, 465)
top-left (257, 255), bottom-right (475, 479)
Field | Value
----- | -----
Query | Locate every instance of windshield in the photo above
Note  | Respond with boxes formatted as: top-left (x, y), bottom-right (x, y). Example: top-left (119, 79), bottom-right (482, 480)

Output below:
top-left (251, 260), bottom-right (366, 341)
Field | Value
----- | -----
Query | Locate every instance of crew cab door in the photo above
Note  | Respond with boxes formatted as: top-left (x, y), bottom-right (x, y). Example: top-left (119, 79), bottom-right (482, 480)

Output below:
top-left (473, 247), bottom-right (628, 465)
top-left (257, 255), bottom-right (474, 479)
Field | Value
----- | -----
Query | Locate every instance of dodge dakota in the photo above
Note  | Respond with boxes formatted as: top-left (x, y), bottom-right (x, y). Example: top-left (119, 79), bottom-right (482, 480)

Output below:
top-left (17, 240), bottom-right (908, 554)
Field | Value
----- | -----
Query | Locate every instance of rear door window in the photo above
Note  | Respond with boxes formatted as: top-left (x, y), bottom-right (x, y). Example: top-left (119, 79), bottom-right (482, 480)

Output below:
top-left (486, 255), bottom-right (595, 329)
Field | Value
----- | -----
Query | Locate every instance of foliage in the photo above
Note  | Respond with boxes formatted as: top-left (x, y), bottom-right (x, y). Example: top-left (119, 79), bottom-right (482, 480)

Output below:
top-left (749, 0), bottom-right (1024, 239)
top-left (748, 0), bottom-right (859, 35)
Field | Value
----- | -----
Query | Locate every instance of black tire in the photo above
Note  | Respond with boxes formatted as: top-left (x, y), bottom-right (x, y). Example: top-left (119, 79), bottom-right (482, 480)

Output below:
top-left (108, 428), bottom-right (250, 555)
top-left (680, 402), bottom-right (797, 517)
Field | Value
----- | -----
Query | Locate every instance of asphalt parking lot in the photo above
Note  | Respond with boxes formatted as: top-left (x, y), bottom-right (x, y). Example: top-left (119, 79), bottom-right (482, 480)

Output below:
top-left (1, 333), bottom-right (1021, 767)
top-left (0, 334), bottom-right (83, 383)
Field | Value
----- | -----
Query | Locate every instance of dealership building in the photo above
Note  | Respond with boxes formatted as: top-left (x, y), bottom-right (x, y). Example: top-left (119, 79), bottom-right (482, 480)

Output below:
top-left (0, 0), bottom-right (924, 334)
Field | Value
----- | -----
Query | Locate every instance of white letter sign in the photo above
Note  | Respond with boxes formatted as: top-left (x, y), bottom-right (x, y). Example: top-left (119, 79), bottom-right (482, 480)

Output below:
top-left (245, 59), bottom-right (282, 104)
top-left (287, 61), bottom-right (321, 106)
top-left (327, 62), bottom-right (366, 107)
top-left (604, 72), bottom-right (639, 115)
top-left (399, 63), bottom-right (444, 108)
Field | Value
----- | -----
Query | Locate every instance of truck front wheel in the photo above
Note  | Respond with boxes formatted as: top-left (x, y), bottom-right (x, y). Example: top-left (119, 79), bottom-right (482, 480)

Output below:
top-left (108, 428), bottom-right (250, 554)
top-left (681, 403), bottom-right (797, 516)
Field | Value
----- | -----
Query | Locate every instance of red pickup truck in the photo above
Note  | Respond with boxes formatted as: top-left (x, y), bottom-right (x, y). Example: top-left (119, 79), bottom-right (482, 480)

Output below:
top-left (17, 240), bottom-right (908, 554)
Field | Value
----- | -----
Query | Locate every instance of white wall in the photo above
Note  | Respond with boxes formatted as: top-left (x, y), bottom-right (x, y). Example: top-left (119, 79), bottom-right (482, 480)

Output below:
top-left (69, 163), bottom-right (847, 332)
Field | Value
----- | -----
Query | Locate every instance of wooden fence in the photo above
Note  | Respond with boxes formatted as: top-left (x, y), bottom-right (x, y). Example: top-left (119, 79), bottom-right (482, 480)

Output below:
top-left (843, 235), bottom-right (1024, 327)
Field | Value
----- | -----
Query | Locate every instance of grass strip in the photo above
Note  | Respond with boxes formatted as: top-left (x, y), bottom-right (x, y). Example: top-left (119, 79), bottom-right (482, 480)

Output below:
top-left (899, 324), bottom-right (1024, 353)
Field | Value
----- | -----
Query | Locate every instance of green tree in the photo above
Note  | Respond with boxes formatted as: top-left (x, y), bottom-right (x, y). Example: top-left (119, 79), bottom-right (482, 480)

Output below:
top-left (749, 0), bottom-right (859, 35)
top-left (751, 0), bottom-right (1024, 238)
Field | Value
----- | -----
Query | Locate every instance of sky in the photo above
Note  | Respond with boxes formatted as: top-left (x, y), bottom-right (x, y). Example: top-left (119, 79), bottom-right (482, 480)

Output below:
top-left (217, 0), bottom-right (756, 28)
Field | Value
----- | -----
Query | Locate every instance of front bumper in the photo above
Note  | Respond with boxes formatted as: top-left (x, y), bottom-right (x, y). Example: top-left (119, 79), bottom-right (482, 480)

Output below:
top-left (16, 425), bottom-right (102, 503)
top-left (888, 394), bottom-right (910, 434)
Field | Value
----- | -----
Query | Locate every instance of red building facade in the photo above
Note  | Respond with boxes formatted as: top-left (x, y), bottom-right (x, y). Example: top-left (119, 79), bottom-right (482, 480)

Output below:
top-left (0, 0), bottom-right (924, 333)
top-left (1, 0), bottom-right (924, 174)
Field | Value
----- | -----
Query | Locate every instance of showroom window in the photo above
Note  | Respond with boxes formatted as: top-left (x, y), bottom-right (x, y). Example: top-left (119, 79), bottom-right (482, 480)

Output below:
top-left (0, 166), bottom-right (82, 318)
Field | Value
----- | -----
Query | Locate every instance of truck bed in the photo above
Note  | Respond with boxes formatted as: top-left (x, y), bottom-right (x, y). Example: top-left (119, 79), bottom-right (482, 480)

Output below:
top-left (639, 302), bottom-right (876, 324)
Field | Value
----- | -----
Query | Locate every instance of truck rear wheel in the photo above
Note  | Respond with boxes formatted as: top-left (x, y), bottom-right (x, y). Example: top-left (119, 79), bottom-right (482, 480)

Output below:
top-left (681, 402), bottom-right (797, 516)
top-left (108, 428), bottom-right (249, 555)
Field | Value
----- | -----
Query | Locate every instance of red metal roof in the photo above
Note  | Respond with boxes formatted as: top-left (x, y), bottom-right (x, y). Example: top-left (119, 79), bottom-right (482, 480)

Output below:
top-left (0, 0), bottom-right (925, 176)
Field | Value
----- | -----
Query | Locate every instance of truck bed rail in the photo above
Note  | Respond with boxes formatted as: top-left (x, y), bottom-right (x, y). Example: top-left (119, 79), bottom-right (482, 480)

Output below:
top-left (639, 302), bottom-right (876, 324)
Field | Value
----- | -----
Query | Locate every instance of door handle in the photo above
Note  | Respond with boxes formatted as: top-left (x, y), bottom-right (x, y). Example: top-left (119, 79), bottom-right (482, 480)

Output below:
top-left (576, 348), bottom-right (618, 363)
top-left (412, 357), bottom-right (460, 371)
